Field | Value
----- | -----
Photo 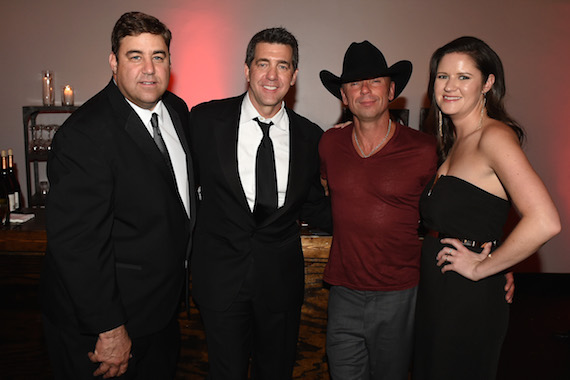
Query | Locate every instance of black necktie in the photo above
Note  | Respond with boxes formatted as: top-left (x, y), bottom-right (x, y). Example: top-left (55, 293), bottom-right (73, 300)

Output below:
top-left (151, 113), bottom-right (170, 158)
top-left (151, 113), bottom-right (176, 181)
top-left (253, 117), bottom-right (277, 222)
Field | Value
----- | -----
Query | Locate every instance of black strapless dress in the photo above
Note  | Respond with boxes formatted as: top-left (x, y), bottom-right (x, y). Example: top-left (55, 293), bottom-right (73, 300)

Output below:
top-left (413, 175), bottom-right (511, 380)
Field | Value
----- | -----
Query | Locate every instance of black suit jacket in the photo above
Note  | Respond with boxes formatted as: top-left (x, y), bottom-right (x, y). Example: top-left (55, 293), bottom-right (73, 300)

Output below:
top-left (189, 94), bottom-right (331, 312)
top-left (41, 80), bottom-right (195, 338)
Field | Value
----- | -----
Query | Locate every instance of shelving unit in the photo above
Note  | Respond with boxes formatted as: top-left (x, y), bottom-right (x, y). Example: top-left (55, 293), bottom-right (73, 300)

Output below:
top-left (22, 106), bottom-right (78, 207)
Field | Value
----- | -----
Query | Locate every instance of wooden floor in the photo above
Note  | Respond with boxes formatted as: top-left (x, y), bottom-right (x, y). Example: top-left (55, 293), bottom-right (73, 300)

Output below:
top-left (1, 271), bottom-right (569, 379)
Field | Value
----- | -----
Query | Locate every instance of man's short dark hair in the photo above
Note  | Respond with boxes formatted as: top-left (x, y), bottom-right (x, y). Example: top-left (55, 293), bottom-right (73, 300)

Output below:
top-left (111, 12), bottom-right (172, 56)
top-left (245, 27), bottom-right (299, 70)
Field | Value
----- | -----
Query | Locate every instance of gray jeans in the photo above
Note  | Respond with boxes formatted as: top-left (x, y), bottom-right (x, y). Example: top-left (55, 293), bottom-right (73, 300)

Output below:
top-left (326, 285), bottom-right (417, 380)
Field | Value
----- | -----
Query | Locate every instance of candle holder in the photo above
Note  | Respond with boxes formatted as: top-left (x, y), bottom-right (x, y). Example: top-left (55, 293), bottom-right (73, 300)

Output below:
top-left (42, 70), bottom-right (55, 106)
top-left (62, 85), bottom-right (74, 106)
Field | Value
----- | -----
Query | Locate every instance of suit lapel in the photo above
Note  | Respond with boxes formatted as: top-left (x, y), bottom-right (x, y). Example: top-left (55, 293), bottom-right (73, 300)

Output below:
top-left (164, 99), bottom-right (195, 223)
top-left (285, 110), bottom-right (310, 206)
top-left (257, 108), bottom-right (313, 227)
top-left (124, 112), bottom-right (179, 194)
top-left (215, 95), bottom-right (251, 214)
top-left (105, 82), bottom-right (180, 203)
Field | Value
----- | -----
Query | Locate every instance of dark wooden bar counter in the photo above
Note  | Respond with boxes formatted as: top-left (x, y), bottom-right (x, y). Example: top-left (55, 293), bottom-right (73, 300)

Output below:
top-left (0, 210), bottom-right (47, 286)
top-left (0, 212), bottom-right (333, 379)
top-left (0, 210), bottom-right (52, 378)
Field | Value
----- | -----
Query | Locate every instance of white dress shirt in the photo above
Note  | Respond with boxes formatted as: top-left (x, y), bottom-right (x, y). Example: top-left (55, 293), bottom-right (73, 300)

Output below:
top-left (126, 99), bottom-right (191, 217)
top-left (237, 92), bottom-right (290, 212)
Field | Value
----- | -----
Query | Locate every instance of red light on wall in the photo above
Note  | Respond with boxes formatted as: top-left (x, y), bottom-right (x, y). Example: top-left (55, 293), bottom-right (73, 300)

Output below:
top-left (165, 9), bottom-right (245, 108)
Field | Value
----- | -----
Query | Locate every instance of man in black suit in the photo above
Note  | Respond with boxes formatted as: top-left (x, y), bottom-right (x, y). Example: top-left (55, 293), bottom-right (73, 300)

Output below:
top-left (41, 12), bottom-right (195, 379)
top-left (189, 27), bottom-right (331, 379)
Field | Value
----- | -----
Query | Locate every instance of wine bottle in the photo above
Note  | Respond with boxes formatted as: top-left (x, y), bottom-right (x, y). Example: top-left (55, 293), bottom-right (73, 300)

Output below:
top-left (1, 150), bottom-right (16, 213)
top-left (7, 149), bottom-right (21, 210)
top-left (0, 172), bottom-right (9, 225)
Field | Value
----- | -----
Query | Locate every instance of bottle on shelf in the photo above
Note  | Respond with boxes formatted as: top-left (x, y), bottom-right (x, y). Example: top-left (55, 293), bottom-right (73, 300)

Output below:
top-left (1, 150), bottom-right (16, 214)
top-left (32, 181), bottom-right (50, 207)
top-left (7, 149), bottom-right (21, 210)
top-left (0, 171), bottom-right (9, 226)
top-left (1, 150), bottom-right (14, 225)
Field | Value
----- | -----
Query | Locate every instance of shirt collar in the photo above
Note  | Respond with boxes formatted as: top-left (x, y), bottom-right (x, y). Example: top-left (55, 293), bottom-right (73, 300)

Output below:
top-left (125, 98), bottom-right (164, 126)
top-left (242, 92), bottom-right (287, 131)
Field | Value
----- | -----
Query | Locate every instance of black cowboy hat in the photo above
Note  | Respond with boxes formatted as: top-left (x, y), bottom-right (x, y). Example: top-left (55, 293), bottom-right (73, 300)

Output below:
top-left (320, 40), bottom-right (412, 100)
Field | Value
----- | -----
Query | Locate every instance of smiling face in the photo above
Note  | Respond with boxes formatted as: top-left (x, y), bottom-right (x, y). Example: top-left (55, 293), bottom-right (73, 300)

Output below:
top-left (244, 42), bottom-right (298, 118)
top-left (340, 76), bottom-right (395, 122)
top-left (434, 52), bottom-right (494, 120)
top-left (109, 32), bottom-right (170, 110)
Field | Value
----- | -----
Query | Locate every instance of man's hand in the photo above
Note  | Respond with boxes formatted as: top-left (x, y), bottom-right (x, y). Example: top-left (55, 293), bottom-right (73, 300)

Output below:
top-left (504, 271), bottom-right (515, 304)
top-left (88, 324), bottom-right (132, 378)
top-left (320, 177), bottom-right (329, 197)
top-left (333, 120), bottom-right (353, 129)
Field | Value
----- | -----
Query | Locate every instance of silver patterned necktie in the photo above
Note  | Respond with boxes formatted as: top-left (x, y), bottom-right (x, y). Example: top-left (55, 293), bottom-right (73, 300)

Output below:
top-left (151, 113), bottom-right (176, 183)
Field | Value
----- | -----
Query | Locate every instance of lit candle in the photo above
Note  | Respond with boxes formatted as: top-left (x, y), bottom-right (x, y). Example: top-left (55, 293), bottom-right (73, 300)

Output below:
top-left (62, 85), bottom-right (74, 106)
top-left (42, 70), bottom-right (55, 106)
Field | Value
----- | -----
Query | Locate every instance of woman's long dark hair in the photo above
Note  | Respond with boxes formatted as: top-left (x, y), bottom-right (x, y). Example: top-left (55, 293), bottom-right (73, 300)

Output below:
top-left (427, 36), bottom-right (525, 161)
